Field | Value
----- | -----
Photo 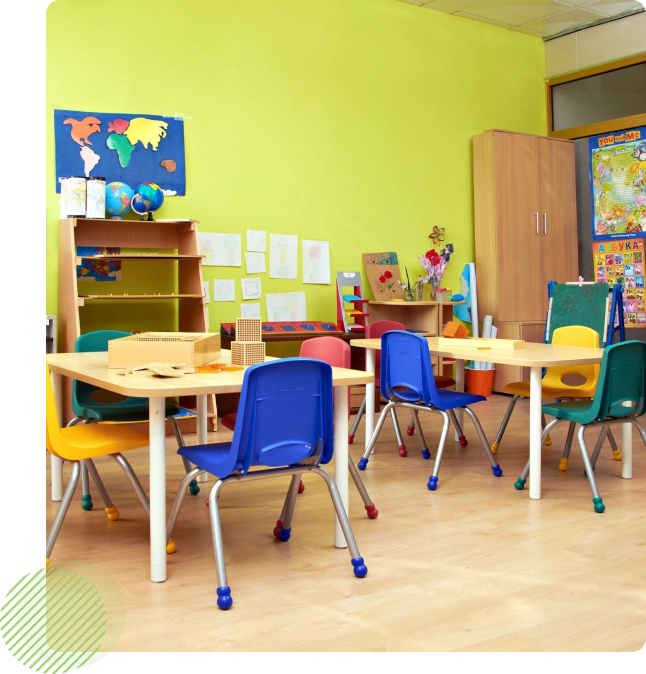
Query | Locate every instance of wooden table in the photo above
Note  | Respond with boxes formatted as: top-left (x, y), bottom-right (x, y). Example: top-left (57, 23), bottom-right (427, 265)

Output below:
top-left (349, 337), bottom-right (632, 500)
top-left (47, 350), bottom-right (373, 583)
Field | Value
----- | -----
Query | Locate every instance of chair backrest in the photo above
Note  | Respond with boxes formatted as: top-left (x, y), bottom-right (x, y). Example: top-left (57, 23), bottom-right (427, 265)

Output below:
top-left (542, 326), bottom-right (600, 394)
top-left (227, 358), bottom-right (335, 476)
top-left (380, 331), bottom-right (437, 406)
top-left (366, 320), bottom-right (405, 374)
top-left (594, 340), bottom-right (646, 421)
top-left (300, 337), bottom-right (351, 417)
top-left (45, 364), bottom-right (65, 459)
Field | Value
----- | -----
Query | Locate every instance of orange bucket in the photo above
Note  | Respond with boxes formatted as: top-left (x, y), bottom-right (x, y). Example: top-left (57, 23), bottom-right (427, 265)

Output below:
top-left (465, 368), bottom-right (495, 397)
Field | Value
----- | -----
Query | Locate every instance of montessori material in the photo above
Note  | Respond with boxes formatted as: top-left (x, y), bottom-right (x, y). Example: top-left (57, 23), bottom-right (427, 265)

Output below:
top-left (231, 317), bottom-right (265, 367)
top-left (108, 332), bottom-right (221, 369)
top-left (436, 337), bottom-right (524, 350)
top-left (336, 271), bottom-right (370, 333)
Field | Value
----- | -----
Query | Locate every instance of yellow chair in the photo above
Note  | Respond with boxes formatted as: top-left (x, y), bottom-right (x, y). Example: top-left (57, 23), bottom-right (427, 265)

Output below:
top-left (46, 364), bottom-right (175, 566)
top-left (490, 326), bottom-right (621, 469)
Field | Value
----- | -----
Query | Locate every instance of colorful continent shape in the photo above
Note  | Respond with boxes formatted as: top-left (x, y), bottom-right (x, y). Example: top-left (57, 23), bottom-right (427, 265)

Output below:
top-left (125, 118), bottom-right (169, 151)
top-left (106, 133), bottom-right (136, 168)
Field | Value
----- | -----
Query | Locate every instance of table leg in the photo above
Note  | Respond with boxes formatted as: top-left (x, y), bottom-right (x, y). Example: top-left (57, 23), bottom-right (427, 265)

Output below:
top-left (334, 386), bottom-right (349, 549)
top-left (196, 394), bottom-right (208, 483)
top-left (454, 359), bottom-right (465, 442)
top-left (621, 423), bottom-right (632, 479)
top-left (149, 397), bottom-right (167, 582)
top-left (50, 370), bottom-right (63, 502)
top-left (365, 348), bottom-right (376, 455)
top-left (529, 366), bottom-right (542, 500)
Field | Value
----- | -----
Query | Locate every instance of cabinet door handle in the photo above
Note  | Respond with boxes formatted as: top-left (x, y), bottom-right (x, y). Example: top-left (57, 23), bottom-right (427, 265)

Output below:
top-left (543, 213), bottom-right (547, 235)
top-left (536, 212), bottom-right (539, 234)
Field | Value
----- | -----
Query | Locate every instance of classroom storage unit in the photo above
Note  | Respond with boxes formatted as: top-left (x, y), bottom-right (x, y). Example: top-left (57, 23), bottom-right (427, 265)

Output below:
top-left (473, 129), bottom-right (578, 392)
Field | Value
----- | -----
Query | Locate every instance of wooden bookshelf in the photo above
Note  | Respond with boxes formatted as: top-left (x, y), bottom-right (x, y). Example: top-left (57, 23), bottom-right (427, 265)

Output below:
top-left (58, 217), bottom-right (216, 429)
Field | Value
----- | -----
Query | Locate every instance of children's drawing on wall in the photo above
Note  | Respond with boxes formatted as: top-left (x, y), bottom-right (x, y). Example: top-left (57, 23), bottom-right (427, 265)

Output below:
top-left (302, 240), bottom-right (330, 284)
top-left (76, 246), bottom-right (122, 282)
top-left (590, 126), bottom-right (646, 241)
top-left (214, 279), bottom-right (236, 302)
top-left (199, 233), bottom-right (241, 267)
top-left (247, 230), bottom-right (267, 253)
top-left (269, 234), bottom-right (298, 279)
top-left (245, 252), bottom-right (266, 274)
top-left (240, 303), bottom-right (261, 319)
top-left (54, 109), bottom-right (186, 195)
top-left (241, 277), bottom-right (262, 300)
top-left (266, 292), bottom-right (307, 321)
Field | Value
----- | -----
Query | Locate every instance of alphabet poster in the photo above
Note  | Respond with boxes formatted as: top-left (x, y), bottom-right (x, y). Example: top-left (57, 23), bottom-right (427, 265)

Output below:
top-left (590, 126), bottom-right (646, 241)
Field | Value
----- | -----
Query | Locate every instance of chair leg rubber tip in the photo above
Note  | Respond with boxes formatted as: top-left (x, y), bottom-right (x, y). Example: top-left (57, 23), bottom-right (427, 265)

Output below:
top-left (105, 506), bottom-right (119, 521)
top-left (398, 445), bottom-right (407, 457)
top-left (217, 586), bottom-right (233, 610)
top-left (272, 519), bottom-right (283, 538)
top-left (421, 448), bottom-right (431, 460)
top-left (406, 426), bottom-right (415, 436)
top-left (81, 495), bottom-right (93, 511)
top-left (278, 526), bottom-right (291, 542)
top-left (593, 497), bottom-right (605, 513)
top-left (189, 480), bottom-right (200, 496)
top-left (514, 478), bottom-right (526, 490)
top-left (348, 434), bottom-right (354, 445)
top-left (358, 457), bottom-right (369, 471)
top-left (492, 465), bottom-right (503, 477)
top-left (166, 539), bottom-right (176, 554)
top-left (298, 480), bottom-right (305, 494)
top-left (612, 449), bottom-right (622, 461)
top-left (491, 442), bottom-right (499, 455)
top-left (427, 476), bottom-right (438, 491)
top-left (365, 504), bottom-right (379, 519)
top-left (459, 436), bottom-right (468, 447)
top-left (351, 557), bottom-right (368, 578)
top-left (559, 458), bottom-right (569, 471)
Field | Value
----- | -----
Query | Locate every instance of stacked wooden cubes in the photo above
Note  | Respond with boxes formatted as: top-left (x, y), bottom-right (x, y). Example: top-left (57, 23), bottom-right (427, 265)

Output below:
top-left (231, 317), bottom-right (266, 367)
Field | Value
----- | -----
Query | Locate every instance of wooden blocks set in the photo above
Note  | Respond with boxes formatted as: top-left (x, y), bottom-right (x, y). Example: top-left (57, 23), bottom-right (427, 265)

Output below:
top-left (231, 317), bottom-right (266, 367)
top-left (436, 337), bottom-right (525, 350)
top-left (108, 332), bottom-right (221, 369)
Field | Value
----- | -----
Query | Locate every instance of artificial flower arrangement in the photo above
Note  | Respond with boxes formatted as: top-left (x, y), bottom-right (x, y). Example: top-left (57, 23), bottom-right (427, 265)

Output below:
top-left (419, 240), bottom-right (453, 300)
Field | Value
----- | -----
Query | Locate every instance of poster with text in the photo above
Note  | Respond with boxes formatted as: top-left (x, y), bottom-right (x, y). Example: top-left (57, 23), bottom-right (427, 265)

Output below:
top-left (590, 126), bottom-right (646, 241)
top-left (593, 238), bottom-right (645, 327)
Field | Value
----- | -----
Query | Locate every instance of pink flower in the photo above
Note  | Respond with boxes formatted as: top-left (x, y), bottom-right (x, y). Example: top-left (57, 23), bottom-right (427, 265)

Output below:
top-left (379, 275), bottom-right (387, 284)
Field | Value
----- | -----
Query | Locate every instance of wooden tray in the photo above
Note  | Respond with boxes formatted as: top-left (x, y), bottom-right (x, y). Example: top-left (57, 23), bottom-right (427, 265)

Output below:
top-left (436, 337), bottom-right (525, 350)
top-left (108, 332), bottom-right (221, 368)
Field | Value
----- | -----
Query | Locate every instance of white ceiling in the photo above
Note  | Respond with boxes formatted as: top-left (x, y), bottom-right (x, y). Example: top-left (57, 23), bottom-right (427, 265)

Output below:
top-left (398, 0), bottom-right (645, 37)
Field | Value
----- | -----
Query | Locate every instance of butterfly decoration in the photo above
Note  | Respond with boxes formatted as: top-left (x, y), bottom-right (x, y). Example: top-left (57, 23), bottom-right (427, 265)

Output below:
top-left (429, 226), bottom-right (445, 244)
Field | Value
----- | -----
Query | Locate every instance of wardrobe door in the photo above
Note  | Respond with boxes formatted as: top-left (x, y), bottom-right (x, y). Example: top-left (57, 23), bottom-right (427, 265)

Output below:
top-left (538, 138), bottom-right (579, 315)
top-left (494, 132), bottom-right (543, 322)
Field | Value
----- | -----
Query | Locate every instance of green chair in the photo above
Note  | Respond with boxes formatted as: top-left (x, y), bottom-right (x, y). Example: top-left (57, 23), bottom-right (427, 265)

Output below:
top-left (70, 330), bottom-right (200, 509)
top-left (514, 340), bottom-right (646, 512)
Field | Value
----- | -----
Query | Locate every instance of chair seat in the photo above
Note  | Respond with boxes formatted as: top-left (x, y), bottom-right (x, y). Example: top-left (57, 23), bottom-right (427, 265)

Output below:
top-left (434, 375), bottom-right (455, 389)
top-left (504, 381), bottom-right (594, 399)
top-left (57, 423), bottom-right (149, 461)
top-left (393, 387), bottom-right (485, 410)
top-left (74, 395), bottom-right (180, 422)
top-left (542, 399), bottom-right (597, 423)
top-left (179, 443), bottom-right (242, 478)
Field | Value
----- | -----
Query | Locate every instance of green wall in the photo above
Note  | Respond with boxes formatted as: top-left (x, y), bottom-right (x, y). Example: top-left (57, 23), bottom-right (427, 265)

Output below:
top-left (46, 0), bottom-right (546, 330)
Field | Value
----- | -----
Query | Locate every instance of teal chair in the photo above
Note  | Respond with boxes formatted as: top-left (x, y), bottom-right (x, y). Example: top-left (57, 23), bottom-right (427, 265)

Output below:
top-left (515, 340), bottom-right (646, 513)
top-left (70, 330), bottom-right (200, 509)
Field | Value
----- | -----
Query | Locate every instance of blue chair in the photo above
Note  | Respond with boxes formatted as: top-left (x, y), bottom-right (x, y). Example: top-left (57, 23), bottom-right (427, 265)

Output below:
top-left (515, 340), bottom-right (646, 513)
top-left (356, 331), bottom-right (502, 490)
top-left (165, 358), bottom-right (368, 610)
top-left (70, 330), bottom-right (199, 510)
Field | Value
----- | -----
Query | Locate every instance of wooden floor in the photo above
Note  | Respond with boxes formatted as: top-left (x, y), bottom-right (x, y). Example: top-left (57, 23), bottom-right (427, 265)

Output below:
top-left (46, 394), bottom-right (646, 652)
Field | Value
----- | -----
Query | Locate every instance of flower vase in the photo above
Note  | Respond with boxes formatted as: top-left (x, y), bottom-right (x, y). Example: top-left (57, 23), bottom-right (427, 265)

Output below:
top-left (428, 282), bottom-right (437, 301)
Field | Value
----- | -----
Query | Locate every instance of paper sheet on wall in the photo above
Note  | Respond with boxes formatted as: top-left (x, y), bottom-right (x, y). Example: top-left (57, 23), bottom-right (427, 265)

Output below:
top-left (245, 252), bottom-right (266, 274)
top-left (199, 232), bottom-right (241, 267)
top-left (269, 234), bottom-right (298, 279)
top-left (247, 230), bottom-right (267, 253)
top-left (203, 281), bottom-right (210, 303)
top-left (240, 303), bottom-right (261, 319)
top-left (213, 279), bottom-right (236, 302)
top-left (302, 240), bottom-right (330, 284)
top-left (241, 277), bottom-right (262, 300)
top-left (266, 292), bottom-right (307, 321)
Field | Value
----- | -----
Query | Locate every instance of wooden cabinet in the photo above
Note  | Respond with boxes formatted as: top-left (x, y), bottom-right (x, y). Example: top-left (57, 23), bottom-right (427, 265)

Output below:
top-left (473, 130), bottom-right (578, 392)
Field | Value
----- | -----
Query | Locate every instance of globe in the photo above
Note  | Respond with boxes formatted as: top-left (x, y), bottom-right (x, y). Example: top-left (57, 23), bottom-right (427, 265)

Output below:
top-left (105, 182), bottom-right (134, 219)
top-left (131, 182), bottom-right (165, 220)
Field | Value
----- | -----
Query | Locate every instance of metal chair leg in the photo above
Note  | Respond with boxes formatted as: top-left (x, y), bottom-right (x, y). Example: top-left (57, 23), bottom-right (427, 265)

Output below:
top-left (65, 417), bottom-right (83, 427)
top-left (208, 480), bottom-right (233, 609)
top-left (515, 418), bottom-right (562, 490)
top-left (348, 396), bottom-right (366, 444)
top-left (348, 459), bottom-right (378, 518)
top-left (358, 402), bottom-right (395, 470)
top-left (447, 409), bottom-right (468, 448)
top-left (542, 412), bottom-right (552, 446)
top-left (111, 453), bottom-right (151, 518)
top-left (80, 460), bottom-right (93, 511)
top-left (84, 459), bottom-right (118, 521)
top-left (407, 413), bottom-right (416, 437)
top-left (578, 425), bottom-right (605, 513)
top-left (590, 427), bottom-right (609, 471)
top-left (462, 406), bottom-right (502, 475)
top-left (559, 422), bottom-right (576, 471)
top-left (46, 462), bottom-right (81, 563)
top-left (166, 467), bottom-right (204, 547)
top-left (168, 415), bottom-right (200, 496)
top-left (412, 410), bottom-right (431, 459)
top-left (273, 473), bottom-right (301, 541)
top-left (606, 429), bottom-right (622, 461)
top-left (427, 410), bottom-right (451, 490)
top-left (491, 395), bottom-right (519, 454)
top-left (311, 466), bottom-right (367, 578)
top-left (390, 406), bottom-right (407, 457)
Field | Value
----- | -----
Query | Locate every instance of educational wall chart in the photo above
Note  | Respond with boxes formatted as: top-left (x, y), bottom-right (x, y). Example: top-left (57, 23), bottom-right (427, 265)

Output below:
top-left (593, 238), bottom-right (645, 327)
top-left (76, 246), bottom-right (122, 282)
top-left (266, 292), bottom-right (307, 321)
top-left (590, 126), bottom-right (646, 241)
top-left (245, 252), bottom-right (266, 274)
top-left (302, 240), bottom-right (330, 284)
top-left (247, 230), bottom-right (267, 253)
top-left (241, 277), bottom-right (262, 300)
top-left (54, 109), bottom-right (186, 195)
top-left (199, 233), bottom-right (242, 267)
top-left (269, 234), bottom-right (298, 279)
top-left (213, 279), bottom-right (236, 302)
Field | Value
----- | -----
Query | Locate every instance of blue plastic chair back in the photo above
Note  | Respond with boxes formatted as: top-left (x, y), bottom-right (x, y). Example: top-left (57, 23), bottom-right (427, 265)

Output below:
top-left (380, 331), bottom-right (437, 406)
top-left (596, 340), bottom-right (646, 421)
top-left (226, 358), bottom-right (335, 477)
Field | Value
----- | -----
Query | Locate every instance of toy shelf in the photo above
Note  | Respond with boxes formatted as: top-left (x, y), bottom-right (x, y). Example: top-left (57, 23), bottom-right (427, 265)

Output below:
top-left (76, 254), bottom-right (205, 263)
top-left (78, 294), bottom-right (203, 301)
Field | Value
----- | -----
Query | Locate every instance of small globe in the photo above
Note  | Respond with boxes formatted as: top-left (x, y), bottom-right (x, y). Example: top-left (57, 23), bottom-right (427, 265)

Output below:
top-left (105, 182), bottom-right (134, 219)
top-left (131, 182), bottom-right (165, 220)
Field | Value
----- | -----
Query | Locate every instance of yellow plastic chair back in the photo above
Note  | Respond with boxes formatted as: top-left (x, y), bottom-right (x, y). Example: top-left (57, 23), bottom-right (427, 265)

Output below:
top-left (542, 326), bottom-right (600, 397)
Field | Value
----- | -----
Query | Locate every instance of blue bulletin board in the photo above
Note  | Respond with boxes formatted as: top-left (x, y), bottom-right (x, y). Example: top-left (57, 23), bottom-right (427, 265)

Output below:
top-left (54, 109), bottom-right (186, 195)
